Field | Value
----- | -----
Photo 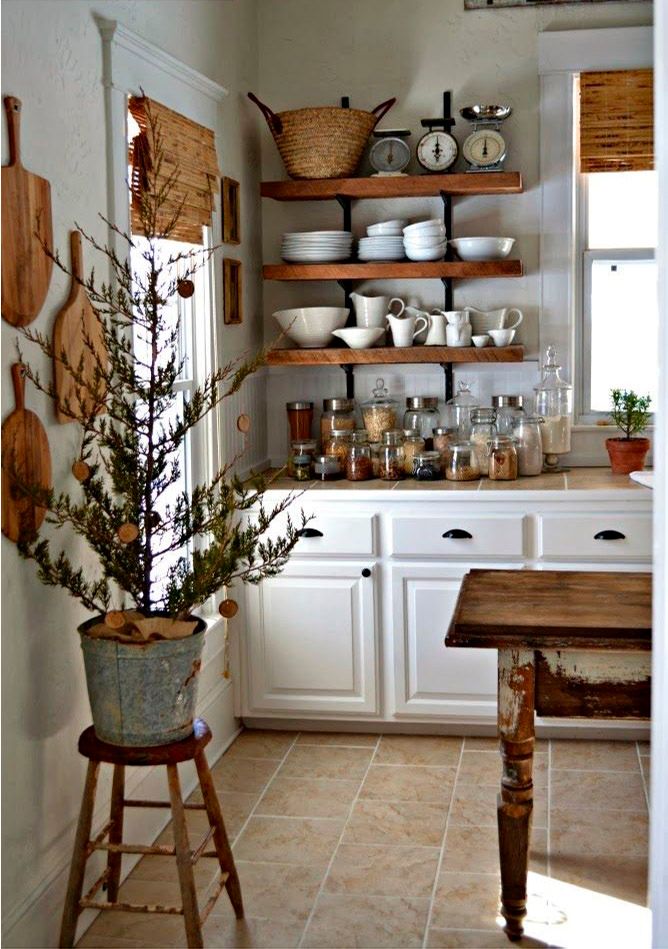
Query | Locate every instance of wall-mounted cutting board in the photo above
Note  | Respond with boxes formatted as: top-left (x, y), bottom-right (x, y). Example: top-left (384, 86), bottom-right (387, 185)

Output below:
top-left (53, 230), bottom-right (107, 423)
top-left (1, 96), bottom-right (53, 326)
top-left (1, 364), bottom-right (52, 543)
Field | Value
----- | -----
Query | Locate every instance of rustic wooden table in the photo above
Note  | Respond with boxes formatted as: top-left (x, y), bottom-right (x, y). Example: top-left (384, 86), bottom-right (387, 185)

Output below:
top-left (446, 569), bottom-right (652, 941)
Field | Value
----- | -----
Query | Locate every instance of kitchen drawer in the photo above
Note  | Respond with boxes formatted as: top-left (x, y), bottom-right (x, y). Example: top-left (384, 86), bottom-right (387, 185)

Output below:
top-left (538, 513), bottom-right (652, 561)
top-left (254, 508), bottom-right (377, 558)
top-left (390, 514), bottom-right (525, 559)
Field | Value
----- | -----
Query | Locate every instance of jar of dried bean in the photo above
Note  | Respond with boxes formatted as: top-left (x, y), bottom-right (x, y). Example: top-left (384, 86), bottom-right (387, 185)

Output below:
top-left (320, 397), bottom-right (356, 452)
top-left (413, 450), bottom-right (444, 481)
top-left (361, 378), bottom-right (399, 443)
top-left (487, 435), bottom-right (519, 481)
top-left (346, 431), bottom-right (373, 481)
top-left (445, 441), bottom-right (481, 482)
top-left (402, 429), bottom-right (425, 475)
top-left (470, 408), bottom-right (497, 477)
top-left (379, 430), bottom-right (405, 481)
top-left (432, 427), bottom-right (454, 460)
top-left (327, 429), bottom-right (352, 468)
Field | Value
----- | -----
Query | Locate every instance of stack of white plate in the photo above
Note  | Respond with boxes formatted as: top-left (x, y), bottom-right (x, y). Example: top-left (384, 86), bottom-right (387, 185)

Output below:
top-left (403, 219), bottom-right (447, 262)
top-left (281, 231), bottom-right (353, 263)
top-left (357, 235), bottom-right (405, 261)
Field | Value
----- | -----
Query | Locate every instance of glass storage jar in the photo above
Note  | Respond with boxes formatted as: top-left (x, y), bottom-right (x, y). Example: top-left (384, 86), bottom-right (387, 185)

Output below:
top-left (533, 346), bottom-right (573, 466)
top-left (361, 378), bottom-right (399, 443)
top-left (470, 408), bottom-right (497, 476)
top-left (287, 439), bottom-right (317, 479)
top-left (313, 454), bottom-right (342, 482)
top-left (491, 395), bottom-right (525, 435)
top-left (286, 401), bottom-right (313, 443)
top-left (320, 397), bottom-right (356, 452)
top-left (327, 429), bottom-right (352, 468)
top-left (402, 429), bottom-right (425, 475)
top-left (432, 427), bottom-right (455, 460)
top-left (513, 415), bottom-right (544, 476)
top-left (413, 450), bottom-right (444, 481)
top-left (379, 430), bottom-right (405, 481)
top-left (403, 397), bottom-right (440, 447)
top-left (487, 435), bottom-right (519, 481)
top-left (346, 430), bottom-right (373, 481)
top-left (369, 442), bottom-right (382, 477)
top-left (444, 381), bottom-right (479, 437)
top-left (445, 441), bottom-right (481, 482)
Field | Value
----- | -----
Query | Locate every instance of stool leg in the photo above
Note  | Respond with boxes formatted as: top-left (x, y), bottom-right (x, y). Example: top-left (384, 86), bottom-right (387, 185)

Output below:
top-left (195, 749), bottom-right (244, 919)
top-left (59, 760), bottom-right (100, 948)
top-left (106, 764), bottom-right (125, 901)
top-left (167, 763), bottom-right (203, 949)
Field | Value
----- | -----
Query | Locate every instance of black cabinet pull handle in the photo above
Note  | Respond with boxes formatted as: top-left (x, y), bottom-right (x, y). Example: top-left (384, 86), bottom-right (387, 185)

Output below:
top-left (442, 529), bottom-right (473, 539)
top-left (594, 529), bottom-right (626, 540)
top-left (297, 528), bottom-right (323, 538)
top-left (361, 568), bottom-right (372, 578)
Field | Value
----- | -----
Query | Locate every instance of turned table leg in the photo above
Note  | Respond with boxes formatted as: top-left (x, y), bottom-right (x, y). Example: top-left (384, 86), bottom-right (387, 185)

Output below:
top-left (497, 647), bottom-right (536, 941)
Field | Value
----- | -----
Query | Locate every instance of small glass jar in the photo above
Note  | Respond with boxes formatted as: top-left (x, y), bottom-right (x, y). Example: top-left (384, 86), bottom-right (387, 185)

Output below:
top-left (346, 430), bottom-right (373, 481)
top-left (369, 442), bottom-right (382, 478)
top-left (402, 429), bottom-right (426, 475)
top-left (313, 453), bottom-right (342, 482)
top-left (432, 427), bottom-right (454, 460)
top-left (320, 397), bottom-right (356, 452)
top-left (487, 435), bottom-right (519, 481)
top-left (327, 428), bottom-right (352, 468)
top-left (292, 452), bottom-right (313, 481)
top-left (470, 409), bottom-right (497, 476)
top-left (444, 381), bottom-right (479, 438)
top-left (491, 395), bottom-right (525, 436)
top-left (379, 430), bottom-right (405, 481)
top-left (445, 441), bottom-right (481, 482)
top-left (361, 378), bottom-right (399, 443)
top-left (513, 415), bottom-right (544, 476)
top-left (403, 397), bottom-right (440, 448)
top-left (413, 450), bottom-right (444, 481)
top-left (286, 401), bottom-right (313, 443)
top-left (288, 439), bottom-right (317, 478)
top-left (533, 346), bottom-right (573, 466)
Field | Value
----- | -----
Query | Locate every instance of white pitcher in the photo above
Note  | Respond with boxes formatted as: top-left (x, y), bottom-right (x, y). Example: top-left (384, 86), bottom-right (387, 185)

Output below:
top-left (446, 322), bottom-right (473, 347)
top-left (463, 306), bottom-right (523, 337)
top-left (425, 310), bottom-right (448, 346)
top-left (387, 311), bottom-right (428, 348)
top-left (350, 292), bottom-right (404, 329)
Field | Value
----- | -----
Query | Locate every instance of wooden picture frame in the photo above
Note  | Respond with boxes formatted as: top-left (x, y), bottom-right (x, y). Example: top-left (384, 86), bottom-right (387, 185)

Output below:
top-left (223, 258), bottom-right (242, 325)
top-left (221, 176), bottom-right (240, 244)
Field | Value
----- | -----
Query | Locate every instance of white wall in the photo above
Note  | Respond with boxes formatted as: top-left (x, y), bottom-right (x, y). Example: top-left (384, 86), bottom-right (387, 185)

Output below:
top-left (1, 2), bottom-right (260, 945)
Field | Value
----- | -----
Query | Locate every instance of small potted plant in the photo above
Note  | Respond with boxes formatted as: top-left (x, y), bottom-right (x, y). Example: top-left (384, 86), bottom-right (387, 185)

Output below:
top-left (605, 389), bottom-right (652, 474)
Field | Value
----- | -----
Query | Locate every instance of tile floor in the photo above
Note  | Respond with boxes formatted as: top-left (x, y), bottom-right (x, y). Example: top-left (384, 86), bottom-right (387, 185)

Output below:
top-left (78, 732), bottom-right (651, 949)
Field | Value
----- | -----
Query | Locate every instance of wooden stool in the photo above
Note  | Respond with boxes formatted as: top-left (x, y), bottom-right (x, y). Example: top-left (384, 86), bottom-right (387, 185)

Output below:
top-left (60, 718), bottom-right (243, 949)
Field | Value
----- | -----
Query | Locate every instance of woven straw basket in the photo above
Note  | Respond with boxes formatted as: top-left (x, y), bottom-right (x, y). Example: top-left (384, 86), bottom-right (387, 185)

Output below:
top-left (248, 93), bottom-right (396, 180)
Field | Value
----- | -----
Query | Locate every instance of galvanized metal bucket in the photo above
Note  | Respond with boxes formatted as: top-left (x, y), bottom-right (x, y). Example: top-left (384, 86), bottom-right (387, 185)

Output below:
top-left (79, 615), bottom-right (206, 747)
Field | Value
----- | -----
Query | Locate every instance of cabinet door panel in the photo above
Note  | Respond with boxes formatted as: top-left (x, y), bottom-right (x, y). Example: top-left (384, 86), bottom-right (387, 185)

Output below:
top-left (538, 513), bottom-right (651, 562)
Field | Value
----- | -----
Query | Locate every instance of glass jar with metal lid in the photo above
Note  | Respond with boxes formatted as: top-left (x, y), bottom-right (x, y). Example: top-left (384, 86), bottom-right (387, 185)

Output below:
top-left (320, 397), bottom-right (356, 452)
top-left (286, 401), bottom-right (314, 444)
top-left (327, 428), bottom-right (352, 468)
top-left (432, 427), bottom-right (455, 460)
top-left (413, 449), bottom-right (444, 481)
top-left (445, 441), bottom-right (481, 482)
top-left (379, 430), bottom-right (405, 481)
top-left (492, 395), bottom-right (525, 435)
top-left (513, 415), bottom-right (544, 476)
top-left (361, 378), bottom-right (399, 443)
top-left (444, 381), bottom-right (479, 437)
top-left (470, 408), bottom-right (497, 476)
top-left (487, 435), bottom-right (519, 481)
top-left (287, 439), bottom-right (317, 479)
top-left (346, 430), bottom-right (373, 481)
top-left (402, 429), bottom-right (425, 475)
top-left (403, 397), bottom-right (440, 447)
top-left (313, 453), bottom-right (342, 482)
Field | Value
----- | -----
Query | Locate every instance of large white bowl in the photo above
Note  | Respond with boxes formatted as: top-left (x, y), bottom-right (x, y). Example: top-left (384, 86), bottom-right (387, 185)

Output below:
top-left (273, 307), bottom-right (349, 348)
top-left (332, 327), bottom-right (385, 349)
top-left (404, 232), bottom-right (447, 249)
top-left (403, 219), bottom-right (445, 236)
top-left (449, 237), bottom-right (515, 261)
top-left (405, 242), bottom-right (447, 261)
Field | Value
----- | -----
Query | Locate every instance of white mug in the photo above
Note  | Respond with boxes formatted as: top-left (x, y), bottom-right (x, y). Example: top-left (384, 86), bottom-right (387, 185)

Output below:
top-left (446, 323), bottom-right (473, 347)
top-left (350, 292), bottom-right (391, 329)
top-left (387, 312), bottom-right (428, 347)
top-left (488, 328), bottom-right (516, 347)
top-left (425, 311), bottom-right (448, 346)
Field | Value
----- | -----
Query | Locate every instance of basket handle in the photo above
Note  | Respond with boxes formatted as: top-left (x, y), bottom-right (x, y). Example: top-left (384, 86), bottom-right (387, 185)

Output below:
top-left (247, 92), bottom-right (283, 135)
top-left (370, 97), bottom-right (397, 125)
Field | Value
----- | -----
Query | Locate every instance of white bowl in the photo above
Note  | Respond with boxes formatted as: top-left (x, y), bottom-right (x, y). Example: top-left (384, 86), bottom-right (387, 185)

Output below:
top-left (273, 307), bottom-right (349, 348)
top-left (403, 219), bottom-right (444, 235)
top-left (472, 334), bottom-right (491, 348)
top-left (449, 237), bottom-right (515, 261)
top-left (367, 219), bottom-right (408, 236)
top-left (405, 243), bottom-right (447, 262)
top-left (332, 327), bottom-right (385, 350)
top-left (404, 232), bottom-right (447, 249)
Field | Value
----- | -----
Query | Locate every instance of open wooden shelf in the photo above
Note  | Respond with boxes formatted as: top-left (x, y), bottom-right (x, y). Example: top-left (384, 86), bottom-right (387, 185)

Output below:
top-left (264, 260), bottom-right (523, 281)
top-left (266, 345), bottom-right (524, 367)
top-left (261, 172), bottom-right (523, 201)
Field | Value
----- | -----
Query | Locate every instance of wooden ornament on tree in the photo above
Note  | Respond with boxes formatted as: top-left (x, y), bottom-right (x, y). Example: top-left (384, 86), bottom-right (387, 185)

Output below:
top-left (105, 610), bottom-right (126, 629)
top-left (117, 522), bottom-right (139, 544)
top-left (236, 413), bottom-right (251, 434)
top-left (219, 598), bottom-right (238, 619)
top-left (177, 279), bottom-right (195, 299)
top-left (72, 460), bottom-right (91, 483)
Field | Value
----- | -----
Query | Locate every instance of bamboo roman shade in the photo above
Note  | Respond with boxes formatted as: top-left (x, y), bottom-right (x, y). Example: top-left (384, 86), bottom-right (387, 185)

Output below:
top-left (128, 96), bottom-right (220, 244)
top-left (579, 69), bottom-right (654, 173)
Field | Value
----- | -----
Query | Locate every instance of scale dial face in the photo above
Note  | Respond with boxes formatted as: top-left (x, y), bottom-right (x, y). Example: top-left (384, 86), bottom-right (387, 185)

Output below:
top-left (369, 137), bottom-right (411, 174)
top-left (462, 128), bottom-right (506, 168)
top-left (416, 131), bottom-right (458, 172)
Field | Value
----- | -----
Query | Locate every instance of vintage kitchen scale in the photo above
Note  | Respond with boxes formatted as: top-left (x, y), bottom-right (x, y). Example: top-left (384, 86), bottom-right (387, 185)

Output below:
top-left (416, 91), bottom-right (459, 173)
top-left (369, 128), bottom-right (412, 176)
top-left (460, 104), bottom-right (512, 172)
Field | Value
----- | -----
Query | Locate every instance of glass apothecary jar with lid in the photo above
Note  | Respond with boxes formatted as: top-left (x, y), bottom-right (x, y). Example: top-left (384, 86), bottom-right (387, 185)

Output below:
top-left (320, 397), bottom-right (356, 452)
top-left (402, 429), bottom-right (425, 475)
top-left (287, 439), bottom-right (317, 479)
top-left (361, 378), bottom-right (399, 443)
top-left (491, 395), bottom-right (525, 435)
top-left (445, 441), bottom-right (481, 482)
top-left (487, 435), bottom-right (519, 481)
top-left (379, 430), bottom-right (405, 481)
top-left (533, 346), bottom-right (573, 467)
top-left (413, 450), bottom-right (444, 482)
top-left (470, 408), bottom-right (497, 476)
top-left (513, 415), bottom-right (544, 476)
top-left (444, 381), bottom-right (479, 438)
top-left (403, 397), bottom-right (440, 447)
top-left (346, 430), bottom-right (373, 481)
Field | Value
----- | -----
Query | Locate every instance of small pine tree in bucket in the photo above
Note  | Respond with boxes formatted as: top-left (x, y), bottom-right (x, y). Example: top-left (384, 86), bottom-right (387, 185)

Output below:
top-left (605, 389), bottom-right (652, 475)
top-left (9, 104), bottom-right (303, 746)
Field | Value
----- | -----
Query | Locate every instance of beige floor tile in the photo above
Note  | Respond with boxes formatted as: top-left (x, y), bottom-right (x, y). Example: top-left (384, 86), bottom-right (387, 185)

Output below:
top-left (637, 741), bottom-right (651, 756)
top-left (233, 816), bottom-right (344, 866)
top-left (458, 751), bottom-right (548, 787)
top-left (256, 775), bottom-right (359, 819)
top-left (375, 735), bottom-right (462, 767)
top-left (360, 764), bottom-right (456, 803)
top-left (449, 783), bottom-right (548, 829)
top-left (185, 790), bottom-right (260, 839)
top-left (551, 770), bottom-right (647, 812)
top-left (550, 808), bottom-right (649, 856)
top-left (209, 861), bottom-right (324, 924)
top-left (82, 909), bottom-right (187, 947)
top-left (343, 799), bottom-right (448, 847)
top-left (154, 808), bottom-right (218, 848)
top-left (550, 852), bottom-right (648, 906)
top-left (202, 916), bottom-right (304, 948)
top-left (116, 877), bottom-right (185, 905)
top-left (224, 730), bottom-right (296, 760)
top-left (278, 745), bottom-right (373, 781)
top-left (302, 892), bottom-right (430, 948)
top-left (441, 825), bottom-right (548, 874)
top-left (296, 731), bottom-right (379, 747)
top-left (211, 757), bottom-right (279, 794)
top-left (77, 934), bottom-right (154, 949)
top-left (426, 928), bottom-right (548, 948)
top-left (128, 852), bottom-right (219, 887)
top-left (431, 872), bottom-right (501, 931)
top-left (325, 843), bottom-right (440, 898)
top-left (463, 737), bottom-right (548, 753)
top-left (641, 756), bottom-right (651, 783)
top-left (550, 739), bottom-right (639, 772)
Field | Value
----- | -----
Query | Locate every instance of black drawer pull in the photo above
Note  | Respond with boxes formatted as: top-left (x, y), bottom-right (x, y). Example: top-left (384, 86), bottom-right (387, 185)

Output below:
top-left (361, 568), bottom-right (372, 578)
top-left (442, 529), bottom-right (473, 540)
top-left (297, 528), bottom-right (324, 539)
top-left (594, 530), bottom-right (626, 541)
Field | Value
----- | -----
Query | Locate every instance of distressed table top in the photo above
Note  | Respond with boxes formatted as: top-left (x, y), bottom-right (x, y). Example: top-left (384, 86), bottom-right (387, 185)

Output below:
top-left (447, 569), bottom-right (652, 650)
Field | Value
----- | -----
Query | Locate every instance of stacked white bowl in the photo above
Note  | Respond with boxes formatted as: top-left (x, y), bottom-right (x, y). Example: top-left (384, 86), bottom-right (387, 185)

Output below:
top-left (403, 219), bottom-right (447, 262)
top-left (281, 231), bottom-right (353, 263)
top-left (358, 218), bottom-right (408, 261)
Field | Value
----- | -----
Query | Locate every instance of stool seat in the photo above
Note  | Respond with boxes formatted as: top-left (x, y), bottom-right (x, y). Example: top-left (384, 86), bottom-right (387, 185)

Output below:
top-left (79, 718), bottom-right (212, 765)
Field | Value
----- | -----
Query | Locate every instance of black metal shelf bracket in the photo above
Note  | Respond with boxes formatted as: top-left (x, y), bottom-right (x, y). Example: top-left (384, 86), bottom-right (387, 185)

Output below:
top-left (440, 277), bottom-right (454, 312)
top-left (336, 194), bottom-right (352, 234)
top-left (440, 362), bottom-right (454, 403)
top-left (341, 364), bottom-right (355, 399)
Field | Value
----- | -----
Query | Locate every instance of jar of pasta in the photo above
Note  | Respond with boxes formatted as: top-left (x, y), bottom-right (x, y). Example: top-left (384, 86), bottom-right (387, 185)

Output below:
top-left (327, 429), bottom-right (352, 468)
top-left (379, 430), bottom-right (405, 481)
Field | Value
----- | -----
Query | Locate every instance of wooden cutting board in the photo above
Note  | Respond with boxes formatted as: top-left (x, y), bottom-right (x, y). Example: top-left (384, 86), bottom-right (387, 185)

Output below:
top-left (2, 363), bottom-right (52, 543)
top-left (53, 230), bottom-right (107, 423)
top-left (1, 96), bottom-right (53, 326)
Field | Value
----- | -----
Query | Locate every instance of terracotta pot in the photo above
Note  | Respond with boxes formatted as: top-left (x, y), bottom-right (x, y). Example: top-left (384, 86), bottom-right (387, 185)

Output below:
top-left (605, 437), bottom-right (650, 475)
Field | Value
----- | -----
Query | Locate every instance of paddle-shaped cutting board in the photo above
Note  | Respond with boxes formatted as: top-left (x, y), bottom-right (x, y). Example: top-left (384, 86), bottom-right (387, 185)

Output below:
top-left (1, 96), bottom-right (53, 326)
top-left (53, 230), bottom-right (107, 423)
top-left (1, 363), bottom-right (52, 543)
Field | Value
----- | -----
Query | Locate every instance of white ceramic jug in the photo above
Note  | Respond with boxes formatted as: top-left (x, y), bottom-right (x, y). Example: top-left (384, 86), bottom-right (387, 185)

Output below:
top-left (463, 306), bottom-right (523, 337)
top-left (387, 312), bottom-right (428, 348)
top-left (425, 310), bottom-right (448, 346)
top-left (446, 322), bottom-right (473, 347)
top-left (350, 292), bottom-right (404, 328)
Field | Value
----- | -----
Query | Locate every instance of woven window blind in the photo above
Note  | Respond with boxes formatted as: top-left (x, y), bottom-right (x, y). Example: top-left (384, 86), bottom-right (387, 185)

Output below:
top-left (579, 69), bottom-right (653, 174)
top-left (128, 96), bottom-right (220, 244)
